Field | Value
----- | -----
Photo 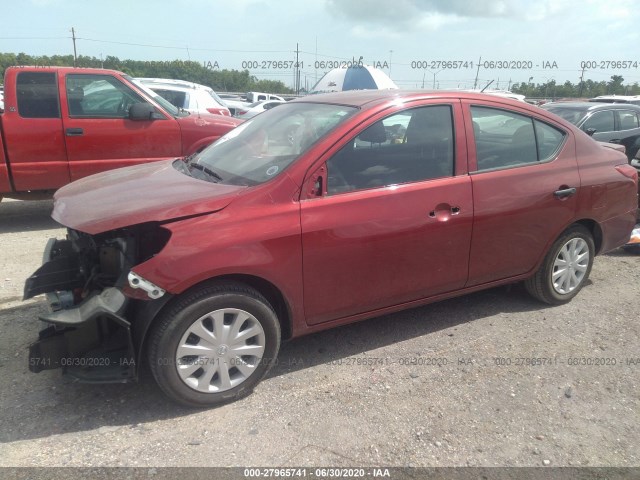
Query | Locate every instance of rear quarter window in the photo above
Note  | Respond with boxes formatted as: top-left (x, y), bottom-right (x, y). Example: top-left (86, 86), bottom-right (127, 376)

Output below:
top-left (16, 71), bottom-right (60, 118)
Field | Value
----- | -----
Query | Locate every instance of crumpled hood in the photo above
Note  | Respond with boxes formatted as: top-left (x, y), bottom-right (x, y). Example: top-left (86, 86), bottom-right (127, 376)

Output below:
top-left (53, 160), bottom-right (246, 234)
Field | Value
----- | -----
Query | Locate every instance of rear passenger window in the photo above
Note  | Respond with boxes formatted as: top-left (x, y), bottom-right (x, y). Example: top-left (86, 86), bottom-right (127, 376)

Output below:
top-left (471, 106), bottom-right (565, 171)
top-left (617, 110), bottom-right (639, 131)
top-left (152, 89), bottom-right (188, 109)
top-left (17, 72), bottom-right (60, 118)
top-left (326, 105), bottom-right (454, 195)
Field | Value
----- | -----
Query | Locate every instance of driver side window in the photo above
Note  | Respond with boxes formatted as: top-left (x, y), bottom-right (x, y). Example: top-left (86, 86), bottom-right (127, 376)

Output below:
top-left (66, 74), bottom-right (145, 118)
top-left (326, 105), bottom-right (454, 195)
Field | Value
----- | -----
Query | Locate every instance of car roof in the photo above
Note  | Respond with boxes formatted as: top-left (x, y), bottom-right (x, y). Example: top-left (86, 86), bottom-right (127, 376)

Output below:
top-left (543, 101), bottom-right (640, 112)
top-left (8, 66), bottom-right (124, 76)
top-left (590, 95), bottom-right (640, 101)
top-left (289, 89), bottom-right (532, 109)
top-left (136, 77), bottom-right (212, 92)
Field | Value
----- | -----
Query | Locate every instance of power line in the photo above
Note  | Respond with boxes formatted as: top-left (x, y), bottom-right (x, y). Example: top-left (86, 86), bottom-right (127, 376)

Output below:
top-left (0, 36), bottom-right (68, 40)
top-left (77, 37), bottom-right (290, 53)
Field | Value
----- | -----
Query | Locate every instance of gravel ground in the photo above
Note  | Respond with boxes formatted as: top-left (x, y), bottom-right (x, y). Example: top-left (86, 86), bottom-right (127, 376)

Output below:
top-left (0, 198), bottom-right (639, 468)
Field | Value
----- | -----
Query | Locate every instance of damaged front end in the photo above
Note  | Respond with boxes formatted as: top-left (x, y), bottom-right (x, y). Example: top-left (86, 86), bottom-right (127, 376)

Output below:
top-left (24, 224), bottom-right (172, 383)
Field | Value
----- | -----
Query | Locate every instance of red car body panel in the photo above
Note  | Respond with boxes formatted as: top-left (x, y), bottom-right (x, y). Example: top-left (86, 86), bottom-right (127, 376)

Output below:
top-left (0, 66), bottom-right (241, 195)
top-left (48, 90), bottom-right (638, 341)
top-left (53, 160), bottom-right (246, 234)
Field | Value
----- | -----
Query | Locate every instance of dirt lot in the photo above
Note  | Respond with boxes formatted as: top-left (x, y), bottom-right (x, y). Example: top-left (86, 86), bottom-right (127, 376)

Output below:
top-left (0, 198), bottom-right (639, 468)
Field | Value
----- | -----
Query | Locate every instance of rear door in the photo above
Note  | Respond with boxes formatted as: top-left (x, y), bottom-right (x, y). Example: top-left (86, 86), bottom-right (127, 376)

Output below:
top-left (2, 70), bottom-right (69, 191)
top-left (613, 109), bottom-right (640, 158)
top-left (464, 101), bottom-right (579, 286)
top-left (300, 101), bottom-right (473, 325)
top-left (61, 72), bottom-right (182, 181)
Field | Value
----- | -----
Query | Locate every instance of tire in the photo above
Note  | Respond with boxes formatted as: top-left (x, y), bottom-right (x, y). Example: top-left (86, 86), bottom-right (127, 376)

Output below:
top-left (525, 225), bottom-right (595, 305)
top-left (148, 281), bottom-right (281, 407)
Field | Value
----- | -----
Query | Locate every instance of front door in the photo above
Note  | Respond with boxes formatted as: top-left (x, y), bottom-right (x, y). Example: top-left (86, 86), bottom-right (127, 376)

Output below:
top-left (61, 73), bottom-right (182, 181)
top-left (300, 103), bottom-right (473, 325)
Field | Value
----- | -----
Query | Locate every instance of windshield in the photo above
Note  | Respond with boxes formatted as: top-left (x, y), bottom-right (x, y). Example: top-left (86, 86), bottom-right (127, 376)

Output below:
top-left (543, 106), bottom-right (587, 125)
top-left (127, 76), bottom-right (183, 117)
top-left (182, 102), bottom-right (357, 186)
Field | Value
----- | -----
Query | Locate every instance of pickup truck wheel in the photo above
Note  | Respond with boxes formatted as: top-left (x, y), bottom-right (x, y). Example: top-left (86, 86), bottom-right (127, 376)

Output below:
top-left (525, 225), bottom-right (594, 305)
top-left (148, 281), bottom-right (281, 408)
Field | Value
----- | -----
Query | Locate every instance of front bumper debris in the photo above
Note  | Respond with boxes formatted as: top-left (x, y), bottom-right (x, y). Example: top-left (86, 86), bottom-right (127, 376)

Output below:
top-left (25, 237), bottom-right (137, 383)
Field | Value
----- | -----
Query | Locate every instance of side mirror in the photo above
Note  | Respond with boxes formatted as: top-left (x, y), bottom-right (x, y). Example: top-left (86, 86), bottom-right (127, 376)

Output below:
top-left (585, 128), bottom-right (597, 137)
top-left (129, 102), bottom-right (161, 121)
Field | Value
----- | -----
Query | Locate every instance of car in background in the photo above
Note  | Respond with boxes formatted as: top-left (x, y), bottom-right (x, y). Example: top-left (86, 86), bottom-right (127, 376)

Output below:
top-left (136, 78), bottom-right (231, 116)
top-left (541, 102), bottom-right (640, 160)
top-left (589, 95), bottom-right (640, 106)
top-left (246, 91), bottom-right (285, 103)
top-left (235, 100), bottom-right (285, 119)
top-left (24, 90), bottom-right (638, 407)
top-left (220, 96), bottom-right (250, 116)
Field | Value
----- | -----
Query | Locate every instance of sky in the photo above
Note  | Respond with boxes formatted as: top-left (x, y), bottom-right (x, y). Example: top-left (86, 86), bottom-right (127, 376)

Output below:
top-left (2, 0), bottom-right (640, 92)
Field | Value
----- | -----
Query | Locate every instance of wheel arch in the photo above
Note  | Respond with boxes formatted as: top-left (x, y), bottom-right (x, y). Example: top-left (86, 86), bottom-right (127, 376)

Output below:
top-left (573, 218), bottom-right (604, 254)
top-left (133, 273), bottom-right (293, 368)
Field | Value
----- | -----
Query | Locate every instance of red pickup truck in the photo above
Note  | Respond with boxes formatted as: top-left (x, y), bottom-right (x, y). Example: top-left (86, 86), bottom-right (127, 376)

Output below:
top-left (0, 66), bottom-right (241, 201)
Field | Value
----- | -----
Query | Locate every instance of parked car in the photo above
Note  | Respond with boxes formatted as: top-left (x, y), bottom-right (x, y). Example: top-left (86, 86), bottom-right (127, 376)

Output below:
top-left (220, 96), bottom-right (250, 116)
top-left (541, 102), bottom-right (640, 160)
top-left (235, 100), bottom-right (285, 119)
top-left (222, 93), bottom-right (287, 116)
top-left (589, 95), bottom-right (640, 106)
top-left (136, 78), bottom-right (231, 116)
top-left (0, 67), bottom-right (240, 202)
top-left (25, 91), bottom-right (638, 407)
top-left (246, 91), bottom-right (285, 103)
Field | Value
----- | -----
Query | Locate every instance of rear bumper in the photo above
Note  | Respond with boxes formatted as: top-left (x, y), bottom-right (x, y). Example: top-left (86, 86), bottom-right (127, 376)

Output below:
top-left (600, 208), bottom-right (639, 253)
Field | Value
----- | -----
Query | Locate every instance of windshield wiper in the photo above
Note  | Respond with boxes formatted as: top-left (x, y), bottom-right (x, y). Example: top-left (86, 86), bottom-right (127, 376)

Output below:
top-left (189, 162), bottom-right (223, 182)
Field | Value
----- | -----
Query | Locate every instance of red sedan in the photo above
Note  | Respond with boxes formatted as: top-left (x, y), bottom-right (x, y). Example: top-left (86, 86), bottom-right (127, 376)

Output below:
top-left (25, 90), bottom-right (638, 407)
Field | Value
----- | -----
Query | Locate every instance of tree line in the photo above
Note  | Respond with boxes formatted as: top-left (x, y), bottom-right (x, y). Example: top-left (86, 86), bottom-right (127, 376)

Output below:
top-left (0, 52), bottom-right (294, 94)
top-left (2, 52), bottom-right (640, 99)
top-left (511, 75), bottom-right (640, 99)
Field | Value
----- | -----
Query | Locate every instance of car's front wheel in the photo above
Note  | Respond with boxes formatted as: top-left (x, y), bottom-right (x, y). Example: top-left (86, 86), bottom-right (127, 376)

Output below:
top-left (148, 281), bottom-right (281, 407)
top-left (525, 225), bottom-right (595, 305)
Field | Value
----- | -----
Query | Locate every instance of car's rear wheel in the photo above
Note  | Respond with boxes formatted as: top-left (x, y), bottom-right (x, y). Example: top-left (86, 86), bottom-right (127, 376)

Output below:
top-left (148, 281), bottom-right (281, 407)
top-left (525, 225), bottom-right (594, 305)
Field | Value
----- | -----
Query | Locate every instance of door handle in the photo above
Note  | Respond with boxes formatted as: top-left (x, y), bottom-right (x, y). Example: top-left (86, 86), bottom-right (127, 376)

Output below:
top-left (609, 139), bottom-right (621, 143)
top-left (429, 204), bottom-right (461, 218)
top-left (65, 128), bottom-right (84, 136)
top-left (554, 187), bottom-right (577, 198)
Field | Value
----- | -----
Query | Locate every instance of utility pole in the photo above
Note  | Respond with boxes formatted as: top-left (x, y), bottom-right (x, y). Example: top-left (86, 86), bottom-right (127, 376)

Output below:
top-left (578, 66), bottom-right (586, 97)
top-left (71, 27), bottom-right (78, 67)
top-left (295, 43), bottom-right (300, 94)
top-left (473, 56), bottom-right (481, 90)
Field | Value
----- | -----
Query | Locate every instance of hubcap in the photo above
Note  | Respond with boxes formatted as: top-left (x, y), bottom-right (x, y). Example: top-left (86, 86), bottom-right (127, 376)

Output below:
top-left (552, 238), bottom-right (589, 295)
top-left (175, 308), bottom-right (266, 393)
